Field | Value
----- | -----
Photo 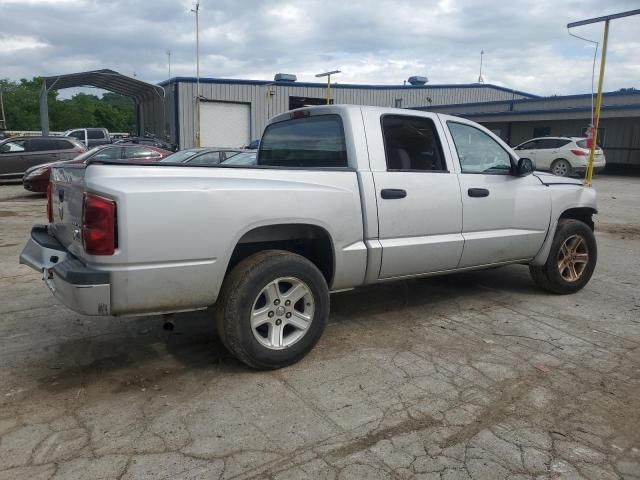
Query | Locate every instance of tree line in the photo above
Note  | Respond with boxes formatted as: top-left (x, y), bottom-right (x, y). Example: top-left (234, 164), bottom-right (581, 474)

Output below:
top-left (0, 77), bottom-right (135, 133)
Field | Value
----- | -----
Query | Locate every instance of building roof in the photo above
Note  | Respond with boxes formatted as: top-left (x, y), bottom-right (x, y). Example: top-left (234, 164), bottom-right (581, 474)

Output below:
top-left (413, 89), bottom-right (640, 121)
top-left (44, 69), bottom-right (165, 102)
top-left (159, 76), bottom-right (538, 98)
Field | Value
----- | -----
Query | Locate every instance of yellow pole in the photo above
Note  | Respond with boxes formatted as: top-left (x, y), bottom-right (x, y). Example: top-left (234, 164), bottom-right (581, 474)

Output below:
top-left (326, 74), bottom-right (331, 104)
top-left (585, 19), bottom-right (609, 186)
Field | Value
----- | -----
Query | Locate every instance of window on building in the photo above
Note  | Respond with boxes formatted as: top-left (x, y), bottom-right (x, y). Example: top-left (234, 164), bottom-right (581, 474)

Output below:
top-left (394, 98), bottom-right (403, 108)
top-left (258, 114), bottom-right (347, 168)
top-left (381, 115), bottom-right (446, 171)
top-left (533, 126), bottom-right (551, 137)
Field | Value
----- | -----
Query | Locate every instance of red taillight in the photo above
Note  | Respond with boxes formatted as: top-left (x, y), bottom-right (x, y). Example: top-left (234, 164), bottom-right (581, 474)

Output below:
top-left (82, 193), bottom-right (117, 255)
top-left (291, 110), bottom-right (310, 119)
top-left (571, 149), bottom-right (588, 156)
top-left (46, 182), bottom-right (53, 223)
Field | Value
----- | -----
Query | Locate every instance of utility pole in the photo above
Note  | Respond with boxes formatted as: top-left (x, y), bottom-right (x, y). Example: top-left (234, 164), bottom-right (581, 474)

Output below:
top-left (568, 8), bottom-right (640, 186)
top-left (0, 87), bottom-right (6, 129)
top-left (191, 1), bottom-right (201, 147)
top-left (315, 70), bottom-right (341, 104)
top-left (477, 50), bottom-right (485, 83)
top-left (166, 50), bottom-right (172, 79)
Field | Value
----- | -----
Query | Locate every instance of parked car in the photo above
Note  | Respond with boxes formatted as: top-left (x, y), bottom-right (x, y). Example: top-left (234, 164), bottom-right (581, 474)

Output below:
top-left (21, 105), bottom-right (598, 369)
top-left (115, 136), bottom-right (176, 152)
top-left (0, 136), bottom-right (86, 179)
top-left (22, 144), bottom-right (171, 193)
top-left (513, 136), bottom-right (606, 177)
top-left (160, 148), bottom-right (243, 165)
top-left (63, 128), bottom-right (111, 148)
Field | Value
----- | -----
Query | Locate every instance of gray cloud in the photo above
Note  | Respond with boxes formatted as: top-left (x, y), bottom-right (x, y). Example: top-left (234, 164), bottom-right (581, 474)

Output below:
top-left (0, 0), bottom-right (638, 96)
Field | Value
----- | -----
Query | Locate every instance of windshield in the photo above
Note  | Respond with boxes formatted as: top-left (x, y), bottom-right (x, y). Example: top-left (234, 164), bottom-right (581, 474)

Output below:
top-left (222, 152), bottom-right (257, 166)
top-left (159, 149), bottom-right (204, 163)
top-left (70, 146), bottom-right (104, 162)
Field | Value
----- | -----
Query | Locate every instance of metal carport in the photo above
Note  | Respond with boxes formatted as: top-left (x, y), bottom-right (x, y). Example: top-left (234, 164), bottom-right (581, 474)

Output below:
top-left (40, 69), bottom-right (165, 135)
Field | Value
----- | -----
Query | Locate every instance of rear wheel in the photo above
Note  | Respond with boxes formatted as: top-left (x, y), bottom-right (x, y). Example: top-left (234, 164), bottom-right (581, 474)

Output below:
top-left (551, 159), bottom-right (572, 177)
top-left (529, 219), bottom-right (597, 294)
top-left (215, 250), bottom-right (329, 369)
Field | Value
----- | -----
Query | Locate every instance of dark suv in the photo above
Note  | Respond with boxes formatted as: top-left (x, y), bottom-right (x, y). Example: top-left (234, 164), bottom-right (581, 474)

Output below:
top-left (0, 136), bottom-right (86, 179)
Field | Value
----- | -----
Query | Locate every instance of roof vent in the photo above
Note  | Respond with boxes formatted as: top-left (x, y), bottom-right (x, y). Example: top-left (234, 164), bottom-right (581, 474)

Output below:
top-left (407, 76), bottom-right (428, 86)
top-left (274, 73), bottom-right (297, 82)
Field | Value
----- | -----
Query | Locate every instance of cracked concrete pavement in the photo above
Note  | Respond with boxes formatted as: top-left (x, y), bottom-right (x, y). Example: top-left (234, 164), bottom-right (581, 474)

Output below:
top-left (0, 176), bottom-right (639, 479)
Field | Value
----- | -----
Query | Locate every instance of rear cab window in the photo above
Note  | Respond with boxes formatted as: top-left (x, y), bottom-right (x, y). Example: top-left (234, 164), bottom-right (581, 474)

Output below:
top-left (258, 114), bottom-right (348, 168)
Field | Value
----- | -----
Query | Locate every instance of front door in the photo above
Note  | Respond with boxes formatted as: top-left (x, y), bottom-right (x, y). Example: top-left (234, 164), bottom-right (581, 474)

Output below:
top-left (445, 121), bottom-right (551, 268)
top-left (363, 111), bottom-right (464, 279)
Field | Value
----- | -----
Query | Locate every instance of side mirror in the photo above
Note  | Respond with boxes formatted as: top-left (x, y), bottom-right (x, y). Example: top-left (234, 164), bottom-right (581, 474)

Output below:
top-left (516, 157), bottom-right (535, 176)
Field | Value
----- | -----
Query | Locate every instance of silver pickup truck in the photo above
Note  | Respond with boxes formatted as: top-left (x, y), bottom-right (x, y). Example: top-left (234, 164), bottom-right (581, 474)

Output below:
top-left (20, 105), bottom-right (598, 369)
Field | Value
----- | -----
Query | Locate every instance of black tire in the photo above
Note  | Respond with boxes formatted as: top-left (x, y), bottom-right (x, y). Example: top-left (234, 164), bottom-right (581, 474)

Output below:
top-left (529, 219), bottom-right (597, 294)
top-left (215, 250), bottom-right (329, 369)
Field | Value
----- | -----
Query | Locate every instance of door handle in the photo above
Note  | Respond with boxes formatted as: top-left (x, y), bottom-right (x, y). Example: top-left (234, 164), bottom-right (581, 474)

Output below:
top-left (468, 188), bottom-right (490, 198)
top-left (380, 188), bottom-right (407, 199)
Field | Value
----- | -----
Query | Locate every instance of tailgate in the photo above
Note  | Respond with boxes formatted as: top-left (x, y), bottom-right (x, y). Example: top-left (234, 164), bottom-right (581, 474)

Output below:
top-left (49, 164), bottom-right (87, 258)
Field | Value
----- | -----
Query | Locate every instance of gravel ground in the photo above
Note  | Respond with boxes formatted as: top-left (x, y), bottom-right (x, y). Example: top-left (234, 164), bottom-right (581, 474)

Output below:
top-left (0, 176), bottom-right (638, 480)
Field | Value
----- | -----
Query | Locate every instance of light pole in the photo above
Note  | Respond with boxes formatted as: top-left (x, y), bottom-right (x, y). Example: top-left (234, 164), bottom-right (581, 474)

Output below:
top-left (568, 8), bottom-right (640, 186)
top-left (166, 49), bottom-right (172, 79)
top-left (315, 70), bottom-right (341, 104)
top-left (477, 50), bottom-right (485, 83)
top-left (191, 1), bottom-right (201, 146)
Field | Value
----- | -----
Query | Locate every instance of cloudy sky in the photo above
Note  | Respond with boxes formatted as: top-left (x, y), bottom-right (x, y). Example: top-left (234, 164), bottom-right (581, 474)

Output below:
top-left (1, 0), bottom-right (638, 97)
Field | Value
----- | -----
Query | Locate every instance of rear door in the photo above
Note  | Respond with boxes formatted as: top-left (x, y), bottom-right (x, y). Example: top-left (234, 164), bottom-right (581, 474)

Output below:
top-left (363, 110), bottom-right (464, 279)
top-left (533, 138), bottom-right (562, 170)
top-left (23, 139), bottom-right (60, 170)
top-left (444, 119), bottom-right (550, 267)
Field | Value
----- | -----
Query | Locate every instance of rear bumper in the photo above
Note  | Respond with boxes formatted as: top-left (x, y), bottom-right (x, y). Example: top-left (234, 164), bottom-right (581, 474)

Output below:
top-left (19, 225), bottom-right (111, 316)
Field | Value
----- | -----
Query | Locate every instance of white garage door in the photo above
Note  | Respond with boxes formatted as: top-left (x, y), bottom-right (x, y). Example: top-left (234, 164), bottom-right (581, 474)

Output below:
top-left (200, 102), bottom-right (250, 148)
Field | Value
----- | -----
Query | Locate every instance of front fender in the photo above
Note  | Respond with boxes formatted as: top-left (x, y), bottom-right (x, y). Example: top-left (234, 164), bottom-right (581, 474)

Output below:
top-left (531, 185), bottom-right (597, 266)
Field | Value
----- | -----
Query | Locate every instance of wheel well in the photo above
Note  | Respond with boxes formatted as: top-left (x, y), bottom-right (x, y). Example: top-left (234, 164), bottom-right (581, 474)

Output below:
top-left (559, 207), bottom-right (596, 230)
top-left (227, 224), bottom-right (335, 285)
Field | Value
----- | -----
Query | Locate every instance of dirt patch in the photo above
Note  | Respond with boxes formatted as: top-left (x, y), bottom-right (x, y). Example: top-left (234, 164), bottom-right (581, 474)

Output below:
top-left (597, 223), bottom-right (640, 240)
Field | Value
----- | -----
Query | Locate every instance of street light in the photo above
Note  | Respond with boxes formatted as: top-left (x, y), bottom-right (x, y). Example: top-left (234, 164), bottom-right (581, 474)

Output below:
top-left (567, 8), bottom-right (640, 186)
top-left (315, 70), bottom-right (341, 105)
top-left (191, 1), bottom-right (201, 147)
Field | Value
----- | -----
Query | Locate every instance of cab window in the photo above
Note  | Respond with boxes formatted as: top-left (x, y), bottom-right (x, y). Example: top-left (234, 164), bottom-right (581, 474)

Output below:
top-left (448, 122), bottom-right (512, 174)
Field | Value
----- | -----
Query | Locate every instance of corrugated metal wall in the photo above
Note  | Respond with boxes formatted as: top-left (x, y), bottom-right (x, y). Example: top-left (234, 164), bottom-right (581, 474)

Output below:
top-left (172, 81), bottom-right (530, 148)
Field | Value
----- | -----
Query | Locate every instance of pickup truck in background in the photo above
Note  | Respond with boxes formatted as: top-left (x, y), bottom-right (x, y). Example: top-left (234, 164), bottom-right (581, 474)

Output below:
top-left (63, 128), bottom-right (111, 148)
top-left (20, 106), bottom-right (598, 369)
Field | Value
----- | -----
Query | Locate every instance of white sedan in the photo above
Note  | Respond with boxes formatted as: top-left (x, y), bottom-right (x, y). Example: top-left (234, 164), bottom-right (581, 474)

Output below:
top-left (514, 136), bottom-right (606, 177)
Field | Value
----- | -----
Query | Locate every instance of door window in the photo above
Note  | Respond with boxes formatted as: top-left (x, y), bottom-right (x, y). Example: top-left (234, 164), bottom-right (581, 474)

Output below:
top-left (26, 139), bottom-right (56, 152)
top-left (87, 130), bottom-right (105, 140)
top-left (0, 140), bottom-right (26, 153)
top-left (518, 140), bottom-right (539, 150)
top-left (448, 122), bottom-right (512, 174)
top-left (381, 115), bottom-right (446, 171)
top-left (67, 130), bottom-right (85, 141)
top-left (536, 139), bottom-right (559, 149)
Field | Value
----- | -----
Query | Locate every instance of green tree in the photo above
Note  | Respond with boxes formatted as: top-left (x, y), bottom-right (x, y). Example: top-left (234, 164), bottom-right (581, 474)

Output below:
top-left (0, 77), bottom-right (135, 133)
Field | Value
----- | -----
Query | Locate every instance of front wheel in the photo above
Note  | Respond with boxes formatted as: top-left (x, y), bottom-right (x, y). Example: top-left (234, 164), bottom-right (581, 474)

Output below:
top-left (215, 250), bottom-right (329, 369)
top-left (529, 219), bottom-right (597, 294)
